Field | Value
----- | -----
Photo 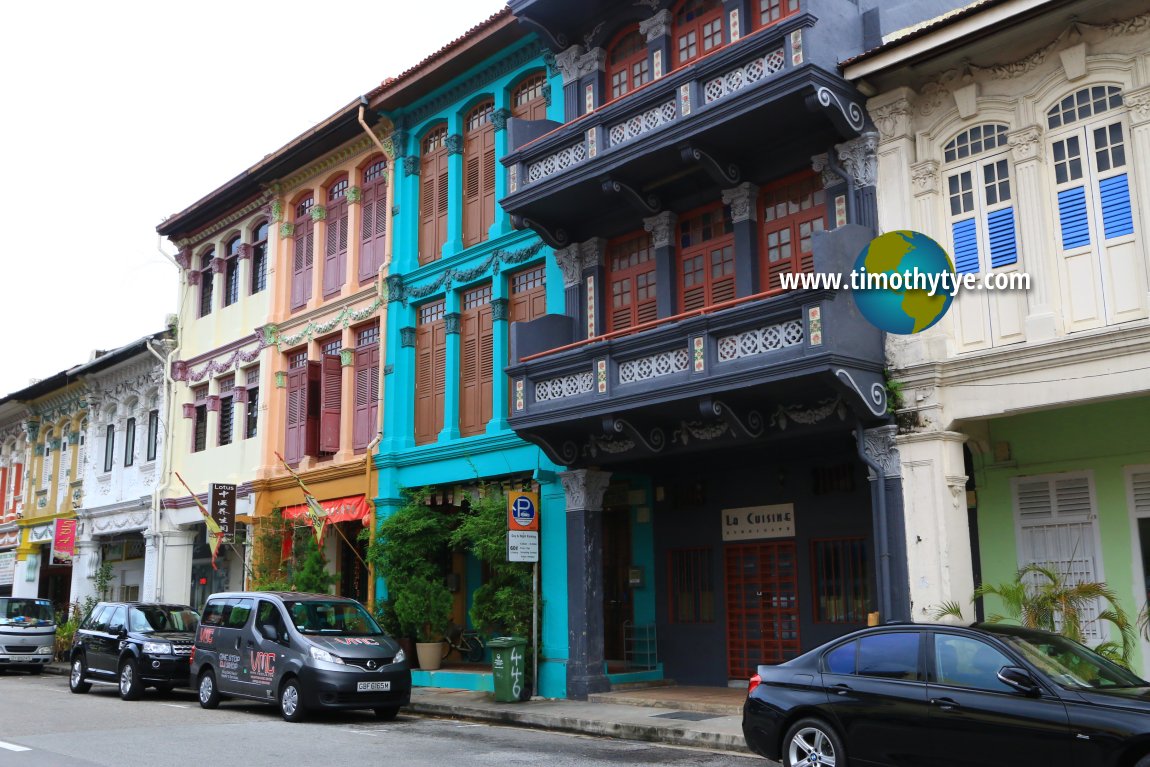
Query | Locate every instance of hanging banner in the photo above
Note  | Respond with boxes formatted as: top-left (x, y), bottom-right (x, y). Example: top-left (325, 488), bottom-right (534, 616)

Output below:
top-left (51, 519), bottom-right (77, 566)
top-left (0, 551), bottom-right (15, 586)
top-left (210, 483), bottom-right (237, 542)
top-left (282, 495), bottom-right (370, 526)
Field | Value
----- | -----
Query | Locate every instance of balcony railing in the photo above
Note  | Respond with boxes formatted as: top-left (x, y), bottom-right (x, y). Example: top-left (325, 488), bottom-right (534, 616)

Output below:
top-left (506, 18), bottom-right (809, 198)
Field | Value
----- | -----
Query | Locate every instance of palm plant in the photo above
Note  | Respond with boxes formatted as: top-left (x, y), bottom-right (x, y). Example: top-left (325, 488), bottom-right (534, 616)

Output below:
top-left (934, 564), bottom-right (1137, 668)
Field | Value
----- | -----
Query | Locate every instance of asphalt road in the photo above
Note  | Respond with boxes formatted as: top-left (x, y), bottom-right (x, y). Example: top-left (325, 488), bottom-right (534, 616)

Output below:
top-left (0, 671), bottom-right (758, 766)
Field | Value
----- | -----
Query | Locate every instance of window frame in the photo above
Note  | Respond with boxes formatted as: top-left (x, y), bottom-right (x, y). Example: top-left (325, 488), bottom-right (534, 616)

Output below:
top-left (678, 202), bottom-right (736, 312)
top-left (942, 124), bottom-right (1018, 276)
top-left (198, 250), bottom-right (215, 318)
top-left (359, 156), bottom-right (388, 284)
top-left (250, 220), bottom-right (269, 295)
top-left (606, 231), bottom-right (657, 333)
top-left (606, 26), bottom-right (650, 101)
top-left (223, 236), bottom-right (241, 307)
top-left (672, 0), bottom-right (725, 68)
top-left (103, 424), bottom-right (115, 473)
top-left (146, 409), bottom-right (159, 463)
top-left (291, 195), bottom-right (316, 310)
top-left (123, 417), bottom-right (135, 468)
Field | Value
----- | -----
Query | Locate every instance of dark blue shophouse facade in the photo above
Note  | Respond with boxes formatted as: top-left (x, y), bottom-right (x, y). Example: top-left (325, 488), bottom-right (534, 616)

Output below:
top-left (500, 0), bottom-right (954, 698)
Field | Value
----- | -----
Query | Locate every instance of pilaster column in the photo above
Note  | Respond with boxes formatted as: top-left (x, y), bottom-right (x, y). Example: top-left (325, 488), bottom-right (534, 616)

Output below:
top-left (892, 428), bottom-right (973, 623)
top-left (384, 299), bottom-right (416, 451)
top-left (444, 128), bottom-right (465, 257)
top-left (722, 183), bottom-right (759, 296)
top-left (576, 48), bottom-right (607, 116)
top-left (721, 0), bottom-right (751, 43)
top-left (158, 529), bottom-right (198, 605)
top-left (490, 108), bottom-right (514, 239)
top-left (643, 212), bottom-right (678, 318)
top-left (488, 294), bottom-right (510, 433)
top-left (337, 327), bottom-right (356, 460)
top-left (439, 294), bottom-right (462, 441)
top-left (555, 244), bottom-right (586, 338)
top-left (555, 45), bottom-right (585, 121)
top-left (69, 538), bottom-right (101, 605)
top-left (580, 238), bottom-right (606, 339)
top-left (640, 10), bottom-right (672, 81)
top-left (835, 131), bottom-right (879, 232)
top-left (1124, 86), bottom-right (1150, 313)
top-left (867, 89), bottom-right (915, 234)
top-left (1008, 125), bottom-right (1060, 340)
top-left (560, 468), bottom-right (612, 699)
top-left (141, 531), bottom-right (161, 601)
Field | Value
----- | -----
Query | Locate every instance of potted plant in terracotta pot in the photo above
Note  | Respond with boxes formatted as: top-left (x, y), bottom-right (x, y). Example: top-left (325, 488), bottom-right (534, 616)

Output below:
top-left (394, 576), bottom-right (453, 671)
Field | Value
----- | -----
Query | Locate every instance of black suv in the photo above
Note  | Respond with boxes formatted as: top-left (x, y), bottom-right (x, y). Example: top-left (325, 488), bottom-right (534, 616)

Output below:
top-left (69, 602), bottom-right (199, 700)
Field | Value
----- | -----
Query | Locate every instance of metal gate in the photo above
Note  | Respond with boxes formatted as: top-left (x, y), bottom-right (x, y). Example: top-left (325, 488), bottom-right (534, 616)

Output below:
top-left (724, 541), bottom-right (801, 679)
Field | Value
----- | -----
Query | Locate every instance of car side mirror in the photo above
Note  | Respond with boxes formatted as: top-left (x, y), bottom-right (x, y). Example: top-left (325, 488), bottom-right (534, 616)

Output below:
top-left (259, 623), bottom-right (280, 643)
top-left (998, 666), bottom-right (1041, 697)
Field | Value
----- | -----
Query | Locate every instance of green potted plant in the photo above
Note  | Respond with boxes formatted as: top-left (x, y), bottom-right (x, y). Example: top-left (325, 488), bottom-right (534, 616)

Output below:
top-left (393, 575), bottom-right (453, 670)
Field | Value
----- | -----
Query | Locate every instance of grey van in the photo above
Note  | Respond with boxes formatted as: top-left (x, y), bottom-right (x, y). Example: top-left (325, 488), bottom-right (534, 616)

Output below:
top-left (190, 591), bottom-right (410, 722)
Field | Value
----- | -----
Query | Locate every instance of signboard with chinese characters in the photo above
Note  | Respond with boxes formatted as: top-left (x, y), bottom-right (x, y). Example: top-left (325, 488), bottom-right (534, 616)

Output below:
top-left (210, 483), bottom-right (237, 542)
top-left (51, 519), bottom-right (76, 566)
top-left (507, 530), bottom-right (539, 562)
top-left (721, 504), bottom-right (795, 541)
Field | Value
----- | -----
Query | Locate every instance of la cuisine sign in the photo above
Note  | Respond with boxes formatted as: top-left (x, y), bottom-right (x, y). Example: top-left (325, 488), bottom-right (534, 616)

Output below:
top-left (721, 504), bottom-right (795, 541)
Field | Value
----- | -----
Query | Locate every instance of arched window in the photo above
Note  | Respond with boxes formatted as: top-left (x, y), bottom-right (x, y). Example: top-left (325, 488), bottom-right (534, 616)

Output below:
top-left (463, 101), bottom-right (496, 248)
top-left (419, 125), bottom-right (449, 265)
top-left (673, 0), bottom-right (724, 68)
top-left (41, 430), bottom-right (54, 491)
top-left (199, 250), bottom-right (215, 318)
top-left (359, 156), bottom-right (388, 283)
top-left (942, 124), bottom-right (1016, 275)
top-left (752, 0), bottom-right (799, 32)
top-left (223, 236), bottom-right (241, 307)
top-left (607, 28), bottom-right (650, 100)
top-left (512, 72), bottom-right (548, 121)
top-left (291, 195), bottom-right (315, 310)
top-left (250, 220), bottom-right (269, 295)
top-left (607, 232), bottom-right (657, 332)
top-left (324, 175), bottom-right (350, 297)
top-left (759, 171), bottom-right (826, 289)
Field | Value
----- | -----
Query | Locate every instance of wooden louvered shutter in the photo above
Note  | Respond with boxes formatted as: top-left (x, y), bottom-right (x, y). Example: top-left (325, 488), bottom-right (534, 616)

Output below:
top-left (433, 322), bottom-right (446, 439)
top-left (482, 127), bottom-right (496, 240)
top-left (292, 226), bottom-right (308, 309)
top-left (415, 323), bottom-right (437, 445)
top-left (436, 153), bottom-right (449, 257)
top-left (679, 205), bottom-right (735, 311)
top-left (478, 304), bottom-right (493, 429)
top-left (11, 462), bottom-right (21, 506)
top-left (459, 298), bottom-right (493, 437)
top-left (324, 200), bottom-right (349, 296)
top-left (284, 367), bottom-right (306, 463)
top-left (419, 166), bottom-right (437, 265)
top-left (319, 354), bottom-right (342, 452)
top-left (352, 344), bottom-right (380, 450)
top-left (464, 135), bottom-right (483, 247)
top-left (761, 172), bottom-right (826, 290)
top-left (359, 179), bottom-right (387, 283)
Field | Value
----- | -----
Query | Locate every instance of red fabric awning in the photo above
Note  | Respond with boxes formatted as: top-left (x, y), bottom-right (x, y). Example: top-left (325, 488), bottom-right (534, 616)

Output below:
top-left (282, 495), bottom-right (370, 526)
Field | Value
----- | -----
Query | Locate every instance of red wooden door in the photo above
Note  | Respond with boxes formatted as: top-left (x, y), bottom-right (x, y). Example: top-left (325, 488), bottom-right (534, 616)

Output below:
top-left (724, 541), bottom-right (801, 678)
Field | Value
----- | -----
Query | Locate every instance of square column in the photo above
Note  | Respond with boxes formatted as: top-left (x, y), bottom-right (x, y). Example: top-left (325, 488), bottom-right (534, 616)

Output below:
top-left (560, 468), bottom-right (612, 699)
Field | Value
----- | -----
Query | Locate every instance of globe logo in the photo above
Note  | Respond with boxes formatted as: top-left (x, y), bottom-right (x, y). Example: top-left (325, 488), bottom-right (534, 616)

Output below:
top-left (851, 230), bottom-right (956, 335)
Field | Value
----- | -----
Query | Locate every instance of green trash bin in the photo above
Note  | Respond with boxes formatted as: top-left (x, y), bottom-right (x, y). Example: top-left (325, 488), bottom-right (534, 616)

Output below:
top-left (489, 636), bottom-right (528, 703)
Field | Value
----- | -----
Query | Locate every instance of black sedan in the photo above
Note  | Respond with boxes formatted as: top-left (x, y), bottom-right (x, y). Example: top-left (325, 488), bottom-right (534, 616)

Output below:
top-left (743, 622), bottom-right (1150, 767)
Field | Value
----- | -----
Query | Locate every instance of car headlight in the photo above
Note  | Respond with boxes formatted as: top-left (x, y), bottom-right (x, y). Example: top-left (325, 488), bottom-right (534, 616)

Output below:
top-left (309, 646), bottom-right (344, 665)
top-left (393, 647), bottom-right (405, 664)
top-left (37, 646), bottom-right (54, 655)
top-left (143, 642), bottom-right (173, 655)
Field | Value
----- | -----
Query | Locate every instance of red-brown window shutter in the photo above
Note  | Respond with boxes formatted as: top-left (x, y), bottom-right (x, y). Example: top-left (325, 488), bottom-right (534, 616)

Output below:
top-left (360, 158), bottom-right (388, 283)
top-left (606, 28), bottom-right (650, 100)
top-left (459, 286), bottom-right (493, 437)
top-left (319, 354), bottom-right (342, 452)
top-left (324, 198), bottom-right (349, 296)
top-left (419, 127), bottom-right (448, 265)
top-left (678, 204), bottom-right (736, 312)
top-left (760, 171), bottom-right (826, 291)
top-left (607, 232), bottom-right (657, 332)
top-left (352, 343), bottom-right (380, 450)
top-left (415, 302), bottom-right (446, 445)
top-left (284, 367), bottom-right (305, 463)
top-left (673, 0), bottom-right (725, 68)
top-left (512, 73), bottom-right (549, 122)
top-left (508, 267), bottom-right (547, 413)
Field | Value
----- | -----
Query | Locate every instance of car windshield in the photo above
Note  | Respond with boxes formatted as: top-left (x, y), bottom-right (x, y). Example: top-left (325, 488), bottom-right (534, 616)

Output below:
top-left (128, 606), bottom-right (200, 634)
top-left (996, 631), bottom-right (1148, 690)
top-left (284, 600), bottom-right (382, 636)
top-left (0, 598), bottom-right (54, 626)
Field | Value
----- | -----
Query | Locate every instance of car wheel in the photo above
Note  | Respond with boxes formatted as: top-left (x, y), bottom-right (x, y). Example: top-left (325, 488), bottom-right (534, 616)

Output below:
top-left (374, 706), bottom-right (400, 721)
top-left (69, 657), bottom-right (91, 694)
top-left (119, 658), bottom-right (143, 701)
top-left (1134, 755), bottom-right (1150, 767)
top-left (279, 678), bottom-right (306, 723)
top-left (783, 717), bottom-right (845, 767)
top-left (198, 669), bottom-right (220, 709)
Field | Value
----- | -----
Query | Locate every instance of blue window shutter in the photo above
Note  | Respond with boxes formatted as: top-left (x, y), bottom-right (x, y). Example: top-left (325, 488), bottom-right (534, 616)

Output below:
top-left (952, 218), bottom-right (980, 274)
top-left (1058, 187), bottom-right (1091, 249)
top-left (987, 207), bottom-right (1018, 268)
top-left (1099, 173), bottom-right (1134, 239)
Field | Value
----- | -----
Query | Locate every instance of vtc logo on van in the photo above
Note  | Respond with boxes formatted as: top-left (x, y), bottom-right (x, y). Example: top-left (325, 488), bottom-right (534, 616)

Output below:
top-left (250, 651), bottom-right (276, 676)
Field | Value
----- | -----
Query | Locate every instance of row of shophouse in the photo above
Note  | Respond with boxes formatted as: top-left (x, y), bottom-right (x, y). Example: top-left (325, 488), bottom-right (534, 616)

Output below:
top-left (2, 0), bottom-right (1149, 697)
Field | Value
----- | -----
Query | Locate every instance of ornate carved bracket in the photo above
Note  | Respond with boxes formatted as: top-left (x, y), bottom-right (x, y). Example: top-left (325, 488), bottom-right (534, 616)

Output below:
top-left (601, 177), bottom-right (661, 214)
top-left (680, 144), bottom-right (740, 185)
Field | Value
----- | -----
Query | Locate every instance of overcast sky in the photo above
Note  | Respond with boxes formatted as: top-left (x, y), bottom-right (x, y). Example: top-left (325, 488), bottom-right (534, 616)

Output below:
top-left (0, 0), bottom-right (507, 398)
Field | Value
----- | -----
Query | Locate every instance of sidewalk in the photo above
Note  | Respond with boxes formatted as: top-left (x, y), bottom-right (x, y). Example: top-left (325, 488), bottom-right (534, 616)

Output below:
top-left (45, 663), bottom-right (754, 757)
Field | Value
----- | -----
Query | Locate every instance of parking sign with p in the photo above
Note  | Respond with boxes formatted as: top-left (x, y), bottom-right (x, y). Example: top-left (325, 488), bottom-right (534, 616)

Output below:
top-left (507, 490), bottom-right (539, 531)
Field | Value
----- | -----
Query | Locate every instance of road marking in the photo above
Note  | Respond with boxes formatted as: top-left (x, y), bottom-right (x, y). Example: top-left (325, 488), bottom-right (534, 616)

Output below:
top-left (160, 703), bottom-right (189, 709)
top-left (0, 741), bottom-right (31, 752)
top-left (345, 730), bottom-right (379, 737)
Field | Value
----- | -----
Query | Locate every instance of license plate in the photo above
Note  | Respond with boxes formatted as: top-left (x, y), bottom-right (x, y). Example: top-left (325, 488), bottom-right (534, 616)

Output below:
top-left (357, 681), bottom-right (390, 692)
top-left (11, 656), bottom-right (36, 663)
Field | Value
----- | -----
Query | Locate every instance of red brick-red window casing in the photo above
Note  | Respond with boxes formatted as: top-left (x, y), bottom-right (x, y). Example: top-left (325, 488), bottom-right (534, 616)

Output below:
top-left (607, 27), bottom-right (649, 100)
top-left (607, 232), bottom-right (657, 332)
top-left (668, 548), bottom-right (715, 623)
top-left (419, 126), bottom-right (449, 265)
top-left (673, 0), bottom-right (724, 68)
top-left (759, 171), bottom-right (826, 291)
top-left (323, 176), bottom-right (350, 297)
top-left (811, 537), bottom-right (870, 624)
top-left (463, 102), bottom-right (496, 249)
top-left (678, 203), bottom-right (735, 312)
top-left (318, 335), bottom-right (342, 454)
top-left (291, 196), bottom-right (315, 310)
top-left (512, 72), bottom-right (549, 122)
top-left (753, 0), bottom-right (800, 31)
top-left (359, 156), bottom-right (388, 283)
top-left (352, 324), bottom-right (380, 451)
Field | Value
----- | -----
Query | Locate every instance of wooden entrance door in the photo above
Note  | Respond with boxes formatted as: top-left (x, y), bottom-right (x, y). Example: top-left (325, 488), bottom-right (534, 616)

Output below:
top-left (724, 541), bottom-right (800, 679)
top-left (602, 507), bottom-right (631, 663)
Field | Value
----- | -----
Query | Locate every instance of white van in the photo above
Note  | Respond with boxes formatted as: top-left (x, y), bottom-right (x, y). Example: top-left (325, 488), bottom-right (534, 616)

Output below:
top-left (0, 597), bottom-right (56, 672)
top-left (190, 591), bottom-right (410, 722)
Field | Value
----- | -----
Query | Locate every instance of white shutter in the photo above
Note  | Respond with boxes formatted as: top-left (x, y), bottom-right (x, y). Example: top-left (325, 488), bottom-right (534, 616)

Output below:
top-left (1015, 475), bottom-right (1103, 641)
top-left (1131, 471), bottom-right (1150, 516)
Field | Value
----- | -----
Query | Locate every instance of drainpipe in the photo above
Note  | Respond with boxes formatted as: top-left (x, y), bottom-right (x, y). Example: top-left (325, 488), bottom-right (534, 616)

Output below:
top-left (146, 331), bottom-right (180, 602)
top-left (364, 431), bottom-right (382, 609)
top-left (856, 422), bottom-right (891, 622)
top-left (358, 98), bottom-right (394, 275)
